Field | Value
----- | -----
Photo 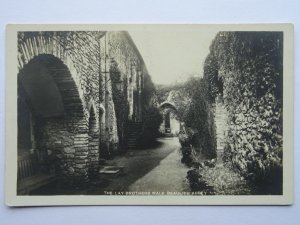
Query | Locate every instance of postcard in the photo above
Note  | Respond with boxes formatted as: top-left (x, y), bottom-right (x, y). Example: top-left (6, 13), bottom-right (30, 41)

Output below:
top-left (5, 24), bottom-right (294, 206)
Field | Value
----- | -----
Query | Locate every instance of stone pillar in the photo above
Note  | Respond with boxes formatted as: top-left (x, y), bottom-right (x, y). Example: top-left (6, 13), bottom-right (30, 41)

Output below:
top-left (137, 69), bottom-right (143, 122)
top-left (73, 132), bottom-right (89, 184)
top-left (214, 95), bottom-right (229, 161)
top-left (128, 62), bottom-right (136, 121)
top-left (88, 133), bottom-right (99, 178)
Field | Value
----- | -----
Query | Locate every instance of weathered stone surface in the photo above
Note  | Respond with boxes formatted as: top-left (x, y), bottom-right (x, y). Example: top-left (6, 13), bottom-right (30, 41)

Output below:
top-left (75, 151), bottom-right (89, 158)
top-left (74, 164), bottom-right (87, 169)
top-left (64, 154), bottom-right (75, 159)
top-left (68, 167), bottom-right (75, 174)
top-left (64, 147), bottom-right (75, 154)
top-left (75, 146), bottom-right (89, 151)
top-left (89, 150), bottom-right (98, 154)
top-left (75, 157), bottom-right (88, 162)
top-left (18, 30), bottom-right (155, 185)
top-left (75, 159), bottom-right (88, 164)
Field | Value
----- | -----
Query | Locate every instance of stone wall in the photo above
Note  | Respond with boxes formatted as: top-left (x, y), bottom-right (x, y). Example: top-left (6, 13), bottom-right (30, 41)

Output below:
top-left (107, 31), bottom-right (147, 122)
top-left (107, 32), bottom-right (156, 150)
top-left (213, 96), bottom-right (229, 161)
top-left (17, 31), bottom-right (150, 184)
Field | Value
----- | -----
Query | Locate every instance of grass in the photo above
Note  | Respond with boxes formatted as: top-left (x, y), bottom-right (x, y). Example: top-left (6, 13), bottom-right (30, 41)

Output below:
top-left (184, 146), bottom-right (252, 195)
top-left (197, 163), bottom-right (252, 195)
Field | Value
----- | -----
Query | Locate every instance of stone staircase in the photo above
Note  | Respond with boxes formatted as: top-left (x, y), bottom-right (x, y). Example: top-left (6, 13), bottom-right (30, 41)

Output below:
top-left (126, 122), bottom-right (143, 149)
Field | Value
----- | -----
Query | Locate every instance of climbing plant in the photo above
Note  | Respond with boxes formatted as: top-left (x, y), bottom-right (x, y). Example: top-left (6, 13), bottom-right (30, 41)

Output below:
top-left (158, 77), bottom-right (217, 159)
top-left (204, 32), bottom-right (283, 194)
top-left (139, 106), bottom-right (163, 146)
top-left (182, 77), bottom-right (217, 158)
top-left (110, 59), bottom-right (129, 150)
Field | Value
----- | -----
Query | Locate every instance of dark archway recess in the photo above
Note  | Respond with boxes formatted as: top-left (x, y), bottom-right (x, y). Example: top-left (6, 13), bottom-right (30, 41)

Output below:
top-left (18, 54), bottom-right (84, 118)
top-left (17, 54), bottom-right (85, 195)
top-left (164, 112), bottom-right (171, 133)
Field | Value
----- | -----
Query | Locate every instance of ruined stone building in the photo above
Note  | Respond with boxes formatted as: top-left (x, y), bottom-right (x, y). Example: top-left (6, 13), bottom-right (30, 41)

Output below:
top-left (17, 31), bottom-right (154, 194)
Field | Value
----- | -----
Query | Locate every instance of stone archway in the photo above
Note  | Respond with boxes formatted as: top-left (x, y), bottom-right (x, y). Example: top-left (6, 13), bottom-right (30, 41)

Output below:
top-left (17, 54), bottom-right (88, 193)
top-left (159, 101), bottom-right (180, 136)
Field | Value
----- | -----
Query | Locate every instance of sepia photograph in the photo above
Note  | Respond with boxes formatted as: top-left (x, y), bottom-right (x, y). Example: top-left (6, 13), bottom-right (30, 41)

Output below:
top-left (5, 24), bottom-right (293, 205)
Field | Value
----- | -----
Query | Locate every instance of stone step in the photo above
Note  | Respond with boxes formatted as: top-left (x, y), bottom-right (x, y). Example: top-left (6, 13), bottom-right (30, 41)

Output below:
top-left (126, 122), bottom-right (142, 149)
top-left (99, 166), bottom-right (124, 175)
top-left (128, 131), bottom-right (142, 134)
top-left (128, 135), bottom-right (138, 138)
top-left (127, 146), bottom-right (137, 149)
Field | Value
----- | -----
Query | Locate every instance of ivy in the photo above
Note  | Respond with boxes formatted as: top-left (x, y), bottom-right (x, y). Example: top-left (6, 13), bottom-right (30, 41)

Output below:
top-left (204, 32), bottom-right (283, 193)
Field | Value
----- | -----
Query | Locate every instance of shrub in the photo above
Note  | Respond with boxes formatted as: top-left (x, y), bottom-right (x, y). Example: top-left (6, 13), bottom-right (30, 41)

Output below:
top-left (139, 106), bottom-right (163, 146)
top-left (182, 78), bottom-right (217, 158)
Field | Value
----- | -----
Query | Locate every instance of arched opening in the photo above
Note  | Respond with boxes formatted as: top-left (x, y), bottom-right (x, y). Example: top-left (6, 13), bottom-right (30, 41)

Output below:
top-left (17, 54), bottom-right (86, 194)
top-left (159, 102), bottom-right (180, 137)
top-left (164, 112), bottom-right (171, 133)
top-left (88, 106), bottom-right (99, 178)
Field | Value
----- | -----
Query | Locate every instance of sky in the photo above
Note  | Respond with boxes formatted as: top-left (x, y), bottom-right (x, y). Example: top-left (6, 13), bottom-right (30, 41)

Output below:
top-left (128, 26), bottom-right (218, 85)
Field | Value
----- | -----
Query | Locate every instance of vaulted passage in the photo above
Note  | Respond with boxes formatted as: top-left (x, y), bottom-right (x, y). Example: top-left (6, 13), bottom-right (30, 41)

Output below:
top-left (17, 54), bottom-right (87, 194)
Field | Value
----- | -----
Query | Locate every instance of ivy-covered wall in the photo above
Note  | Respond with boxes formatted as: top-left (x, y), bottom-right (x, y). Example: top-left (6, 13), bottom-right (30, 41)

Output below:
top-left (108, 32), bottom-right (157, 149)
top-left (204, 32), bottom-right (283, 193)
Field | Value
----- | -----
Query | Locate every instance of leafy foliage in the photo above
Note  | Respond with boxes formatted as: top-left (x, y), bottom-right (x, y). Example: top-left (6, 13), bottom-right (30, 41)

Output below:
top-left (187, 164), bottom-right (252, 195)
top-left (110, 60), bottom-right (129, 149)
top-left (157, 77), bottom-right (217, 158)
top-left (204, 32), bottom-right (283, 193)
top-left (139, 106), bottom-right (163, 146)
top-left (180, 78), bottom-right (217, 158)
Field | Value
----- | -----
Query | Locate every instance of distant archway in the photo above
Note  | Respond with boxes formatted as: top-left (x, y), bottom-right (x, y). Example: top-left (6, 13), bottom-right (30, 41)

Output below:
top-left (159, 101), bottom-right (177, 112)
top-left (159, 101), bottom-right (180, 136)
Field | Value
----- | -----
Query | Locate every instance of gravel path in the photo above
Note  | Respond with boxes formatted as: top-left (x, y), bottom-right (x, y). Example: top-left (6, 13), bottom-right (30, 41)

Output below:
top-left (88, 137), bottom-right (190, 194)
top-left (128, 138), bottom-right (190, 193)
